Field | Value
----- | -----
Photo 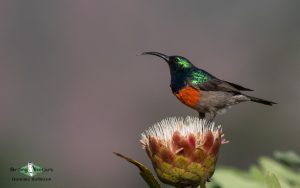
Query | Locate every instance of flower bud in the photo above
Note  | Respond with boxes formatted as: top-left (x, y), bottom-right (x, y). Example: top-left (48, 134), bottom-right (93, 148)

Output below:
top-left (140, 117), bottom-right (228, 187)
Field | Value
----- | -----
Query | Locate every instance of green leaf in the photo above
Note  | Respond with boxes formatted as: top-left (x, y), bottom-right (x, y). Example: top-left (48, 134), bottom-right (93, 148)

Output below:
top-left (274, 151), bottom-right (300, 166)
top-left (209, 168), bottom-right (266, 188)
top-left (114, 152), bottom-right (161, 188)
top-left (265, 172), bottom-right (281, 188)
top-left (208, 152), bottom-right (300, 188)
top-left (259, 157), bottom-right (300, 185)
top-left (249, 165), bottom-right (265, 182)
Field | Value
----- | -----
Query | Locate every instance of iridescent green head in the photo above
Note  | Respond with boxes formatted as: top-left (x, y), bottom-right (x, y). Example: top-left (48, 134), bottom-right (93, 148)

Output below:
top-left (142, 52), bottom-right (194, 73)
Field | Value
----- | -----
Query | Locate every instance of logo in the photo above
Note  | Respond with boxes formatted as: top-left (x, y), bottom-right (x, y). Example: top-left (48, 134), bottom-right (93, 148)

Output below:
top-left (10, 162), bottom-right (53, 182)
top-left (19, 162), bottom-right (44, 177)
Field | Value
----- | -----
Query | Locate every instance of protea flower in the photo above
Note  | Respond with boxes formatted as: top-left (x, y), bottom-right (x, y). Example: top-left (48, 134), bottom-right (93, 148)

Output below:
top-left (140, 117), bottom-right (228, 188)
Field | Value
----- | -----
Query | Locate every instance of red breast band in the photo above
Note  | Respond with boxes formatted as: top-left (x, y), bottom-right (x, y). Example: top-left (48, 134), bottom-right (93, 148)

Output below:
top-left (175, 86), bottom-right (201, 108)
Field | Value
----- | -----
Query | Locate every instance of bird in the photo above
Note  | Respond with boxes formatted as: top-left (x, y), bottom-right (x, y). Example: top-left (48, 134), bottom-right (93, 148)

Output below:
top-left (142, 52), bottom-right (276, 121)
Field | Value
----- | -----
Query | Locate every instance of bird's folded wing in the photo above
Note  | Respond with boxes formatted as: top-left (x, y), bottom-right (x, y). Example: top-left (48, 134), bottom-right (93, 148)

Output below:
top-left (189, 79), bottom-right (253, 93)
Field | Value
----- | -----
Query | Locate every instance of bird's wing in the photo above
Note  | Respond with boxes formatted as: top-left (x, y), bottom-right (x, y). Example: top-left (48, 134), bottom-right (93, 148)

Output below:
top-left (222, 80), bottom-right (253, 91)
top-left (189, 78), bottom-right (253, 93)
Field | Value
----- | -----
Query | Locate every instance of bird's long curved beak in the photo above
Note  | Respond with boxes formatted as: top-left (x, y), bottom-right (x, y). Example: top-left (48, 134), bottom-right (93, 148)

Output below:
top-left (141, 52), bottom-right (169, 62)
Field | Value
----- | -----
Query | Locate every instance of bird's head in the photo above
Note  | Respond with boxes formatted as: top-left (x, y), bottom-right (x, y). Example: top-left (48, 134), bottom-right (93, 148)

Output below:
top-left (142, 52), bottom-right (194, 73)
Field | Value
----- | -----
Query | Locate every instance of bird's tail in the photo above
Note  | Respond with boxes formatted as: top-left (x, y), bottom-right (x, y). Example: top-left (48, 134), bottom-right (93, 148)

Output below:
top-left (247, 95), bottom-right (276, 106)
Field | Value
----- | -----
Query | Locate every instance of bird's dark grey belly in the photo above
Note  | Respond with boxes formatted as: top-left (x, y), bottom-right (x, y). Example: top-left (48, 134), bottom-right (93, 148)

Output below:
top-left (196, 91), bottom-right (249, 113)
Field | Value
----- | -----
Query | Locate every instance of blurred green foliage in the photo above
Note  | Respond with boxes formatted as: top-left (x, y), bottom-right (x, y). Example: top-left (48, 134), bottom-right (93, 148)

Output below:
top-left (208, 151), bottom-right (300, 188)
top-left (116, 151), bottom-right (300, 188)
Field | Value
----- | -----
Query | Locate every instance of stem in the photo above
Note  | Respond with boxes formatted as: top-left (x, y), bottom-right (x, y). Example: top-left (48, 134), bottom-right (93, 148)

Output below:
top-left (177, 184), bottom-right (206, 188)
top-left (200, 182), bottom-right (206, 188)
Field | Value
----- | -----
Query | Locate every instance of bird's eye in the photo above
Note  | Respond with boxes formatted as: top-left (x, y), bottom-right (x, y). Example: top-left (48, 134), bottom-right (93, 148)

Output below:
top-left (175, 58), bottom-right (179, 62)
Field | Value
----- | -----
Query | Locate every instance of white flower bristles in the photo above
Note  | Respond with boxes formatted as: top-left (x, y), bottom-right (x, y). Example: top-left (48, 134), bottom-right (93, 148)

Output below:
top-left (140, 116), bottom-right (228, 150)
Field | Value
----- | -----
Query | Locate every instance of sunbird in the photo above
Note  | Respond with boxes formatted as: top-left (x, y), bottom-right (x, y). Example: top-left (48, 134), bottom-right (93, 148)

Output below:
top-left (142, 52), bottom-right (276, 120)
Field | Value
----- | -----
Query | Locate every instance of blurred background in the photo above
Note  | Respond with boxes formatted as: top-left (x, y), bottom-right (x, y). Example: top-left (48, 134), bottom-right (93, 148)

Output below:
top-left (0, 0), bottom-right (300, 187)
